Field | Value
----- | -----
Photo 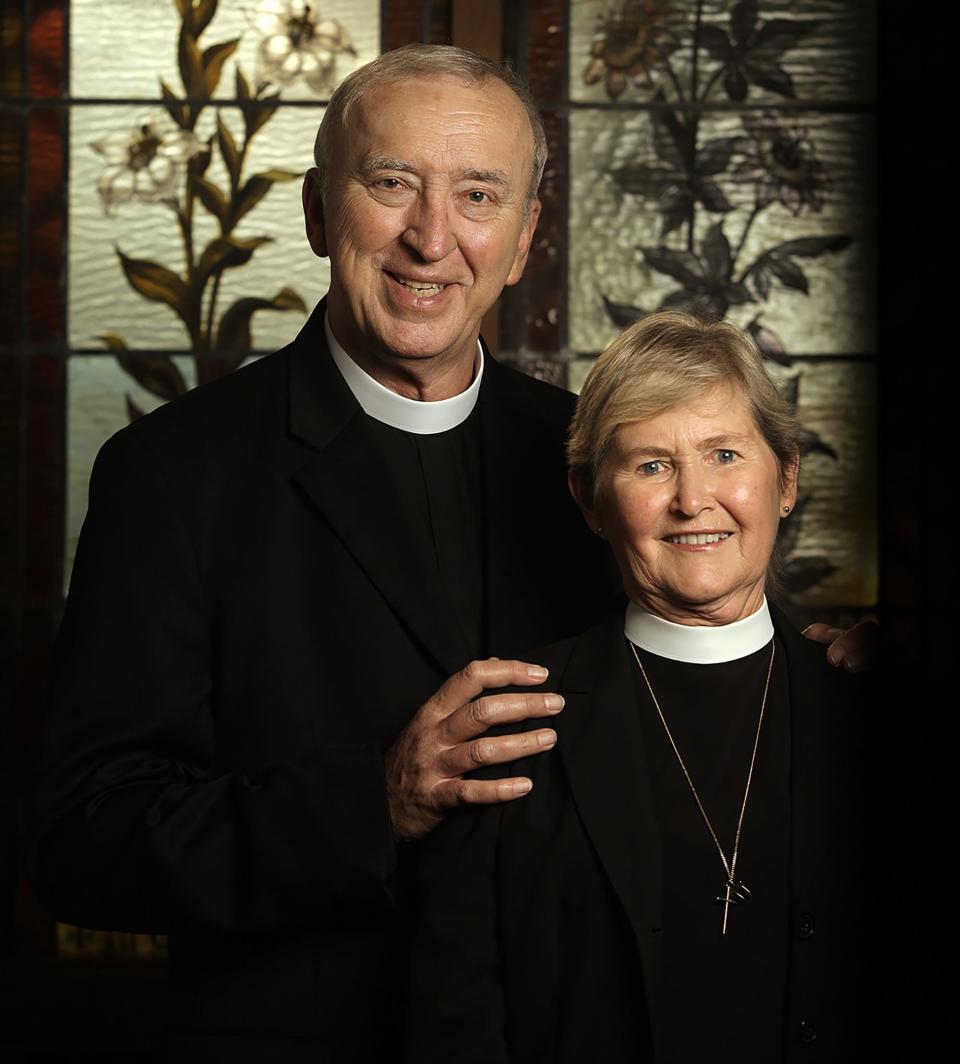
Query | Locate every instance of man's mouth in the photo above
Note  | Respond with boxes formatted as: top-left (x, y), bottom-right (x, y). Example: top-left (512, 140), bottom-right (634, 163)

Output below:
top-left (663, 532), bottom-right (732, 545)
top-left (390, 273), bottom-right (447, 296)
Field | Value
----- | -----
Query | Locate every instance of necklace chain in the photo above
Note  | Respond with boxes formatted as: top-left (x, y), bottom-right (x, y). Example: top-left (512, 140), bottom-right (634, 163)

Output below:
top-left (628, 639), bottom-right (776, 934)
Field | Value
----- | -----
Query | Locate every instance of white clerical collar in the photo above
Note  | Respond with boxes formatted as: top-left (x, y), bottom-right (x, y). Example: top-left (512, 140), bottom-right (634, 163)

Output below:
top-left (325, 313), bottom-right (483, 435)
top-left (624, 598), bottom-right (774, 664)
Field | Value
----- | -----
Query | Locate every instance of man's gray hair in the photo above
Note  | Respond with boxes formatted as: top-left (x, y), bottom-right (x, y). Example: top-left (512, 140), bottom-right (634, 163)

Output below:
top-left (312, 43), bottom-right (548, 209)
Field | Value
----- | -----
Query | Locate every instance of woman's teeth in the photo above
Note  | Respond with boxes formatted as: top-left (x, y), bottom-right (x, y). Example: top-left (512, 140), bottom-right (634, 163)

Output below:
top-left (666, 532), bottom-right (731, 545)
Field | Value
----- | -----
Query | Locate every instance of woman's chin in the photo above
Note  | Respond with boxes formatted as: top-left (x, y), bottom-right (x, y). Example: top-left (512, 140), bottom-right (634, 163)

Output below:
top-left (630, 580), bottom-right (767, 625)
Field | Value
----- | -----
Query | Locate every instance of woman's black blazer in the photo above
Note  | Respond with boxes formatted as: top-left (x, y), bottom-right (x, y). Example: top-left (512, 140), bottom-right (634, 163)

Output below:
top-left (407, 604), bottom-right (872, 1063)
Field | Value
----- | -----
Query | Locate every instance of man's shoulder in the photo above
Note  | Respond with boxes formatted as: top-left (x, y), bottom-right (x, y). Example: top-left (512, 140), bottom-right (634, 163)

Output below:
top-left (483, 356), bottom-right (577, 427)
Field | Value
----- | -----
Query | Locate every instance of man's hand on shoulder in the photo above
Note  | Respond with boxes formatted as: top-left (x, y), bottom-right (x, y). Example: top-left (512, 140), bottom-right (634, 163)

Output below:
top-left (384, 659), bottom-right (563, 842)
top-left (802, 619), bottom-right (879, 673)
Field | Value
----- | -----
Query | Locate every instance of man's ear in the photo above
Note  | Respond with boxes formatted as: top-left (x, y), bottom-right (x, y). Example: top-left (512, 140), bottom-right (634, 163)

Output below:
top-left (568, 469), bottom-right (604, 538)
top-left (505, 198), bottom-right (541, 287)
top-left (302, 168), bottom-right (328, 258)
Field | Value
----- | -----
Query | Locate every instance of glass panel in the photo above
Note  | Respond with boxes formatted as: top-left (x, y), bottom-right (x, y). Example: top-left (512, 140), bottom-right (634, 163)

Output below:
top-left (66, 355), bottom-right (195, 583)
top-left (568, 108), bottom-right (875, 356)
top-left (569, 0), bottom-right (876, 105)
top-left (70, 0), bottom-right (379, 101)
top-left (56, 923), bottom-right (167, 961)
top-left (68, 103), bottom-right (325, 352)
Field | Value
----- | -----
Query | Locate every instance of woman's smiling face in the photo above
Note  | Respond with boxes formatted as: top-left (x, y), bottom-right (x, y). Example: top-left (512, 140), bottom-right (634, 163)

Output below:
top-left (581, 384), bottom-right (797, 625)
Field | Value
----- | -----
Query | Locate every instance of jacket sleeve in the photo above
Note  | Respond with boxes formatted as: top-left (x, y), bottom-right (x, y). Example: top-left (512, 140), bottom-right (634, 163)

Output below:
top-left (406, 798), bottom-right (511, 1063)
top-left (26, 427), bottom-right (398, 936)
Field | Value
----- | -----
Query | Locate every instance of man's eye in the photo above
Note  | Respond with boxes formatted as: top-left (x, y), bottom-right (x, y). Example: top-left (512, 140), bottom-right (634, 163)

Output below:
top-left (376, 177), bottom-right (405, 190)
top-left (716, 449), bottom-right (737, 464)
top-left (466, 190), bottom-right (490, 204)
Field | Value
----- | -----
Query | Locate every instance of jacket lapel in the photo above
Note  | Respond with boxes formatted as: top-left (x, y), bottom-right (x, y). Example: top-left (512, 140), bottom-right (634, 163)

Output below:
top-left (286, 303), bottom-right (469, 677)
top-left (555, 614), bottom-right (665, 1029)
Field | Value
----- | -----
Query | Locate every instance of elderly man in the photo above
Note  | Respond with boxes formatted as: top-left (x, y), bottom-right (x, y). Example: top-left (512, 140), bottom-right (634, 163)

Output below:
top-left (29, 44), bottom-right (866, 1061)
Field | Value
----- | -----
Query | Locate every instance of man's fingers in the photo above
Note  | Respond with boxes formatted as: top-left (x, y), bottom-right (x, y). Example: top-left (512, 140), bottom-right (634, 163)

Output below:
top-left (441, 691), bottom-right (564, 744)
top-left (427, 658), bottom-right (549, 719)
top-left (803, 620), bottom-right (878, 672)
top-left (802, 623), bottom-right (844, 645)
top-left (438, 726), bottom-right (558, 776)
top-left (433, 775), bottom-right (534, 810)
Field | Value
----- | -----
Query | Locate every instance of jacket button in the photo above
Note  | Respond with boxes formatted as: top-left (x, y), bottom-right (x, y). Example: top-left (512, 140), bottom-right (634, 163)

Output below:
top-left (798, 912), bottom-right (815, 939)
top-left (799, 1018), bottom-right (817, 1044)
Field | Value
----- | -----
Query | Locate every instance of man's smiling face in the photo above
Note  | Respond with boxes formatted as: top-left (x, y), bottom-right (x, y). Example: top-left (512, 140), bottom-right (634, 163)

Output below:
top-left (304, 74), bottom-right (540, 383)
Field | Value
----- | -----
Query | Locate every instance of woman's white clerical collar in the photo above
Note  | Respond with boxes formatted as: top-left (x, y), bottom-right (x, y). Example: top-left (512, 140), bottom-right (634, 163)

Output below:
top-left (624, 598), bottom-right (774, 664)
top-left (325, 313), bottom-right (483, 435)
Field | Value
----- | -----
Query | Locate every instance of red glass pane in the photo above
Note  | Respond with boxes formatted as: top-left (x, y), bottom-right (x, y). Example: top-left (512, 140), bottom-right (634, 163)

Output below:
top-left (1, 1), bottom-right (24, 97)
top-left (28, 0), bottom-right (65, 99)
top-left (26, 106), bottom-right (65, 345)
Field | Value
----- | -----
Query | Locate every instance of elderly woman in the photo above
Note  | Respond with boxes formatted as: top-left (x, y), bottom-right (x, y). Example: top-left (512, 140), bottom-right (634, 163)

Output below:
top-left (406, 312), bottom-right (867, 1063)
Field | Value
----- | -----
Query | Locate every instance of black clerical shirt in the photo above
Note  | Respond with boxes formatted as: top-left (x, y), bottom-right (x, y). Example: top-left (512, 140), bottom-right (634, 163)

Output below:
top-left (632, 641), bottom-right (792, 1063)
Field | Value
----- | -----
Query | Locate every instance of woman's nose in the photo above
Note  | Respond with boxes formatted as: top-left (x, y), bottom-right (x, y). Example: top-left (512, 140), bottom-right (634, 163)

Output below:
top-left (402, 192), bottom-right (457, 262)
top-left (671, 466), bottom-right (715, 517)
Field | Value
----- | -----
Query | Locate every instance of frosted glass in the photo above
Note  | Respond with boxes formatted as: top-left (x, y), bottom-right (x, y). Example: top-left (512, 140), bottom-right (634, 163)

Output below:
top-left (69, 104), bottom-right (329, 352)
top-left (66, 355), bottom-right (202, 585)
top-left (568, 109), bottom-right (874, 356)
top-left (570, 0), bottom-right (876, 105)
top-left (70, 0), bottom-right (379, 101)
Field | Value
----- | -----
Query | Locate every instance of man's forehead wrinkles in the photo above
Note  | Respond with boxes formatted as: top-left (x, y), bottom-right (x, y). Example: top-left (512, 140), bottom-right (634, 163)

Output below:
top-left (357, 153), bottom-right (511, 189)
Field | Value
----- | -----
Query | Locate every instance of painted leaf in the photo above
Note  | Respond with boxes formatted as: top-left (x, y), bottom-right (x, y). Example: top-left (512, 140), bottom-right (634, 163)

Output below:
top-left (798, 426), bottom-right (838, 460)
top-left (236, 67), bottom-right (251, 101)
top-left (698, 25), bottom-right (731, 60)
top-left (745, 59), bottom-right (795, 99)
top-left (696, 137), bottom-right (738, 177)
top-left (783, 555), bottom-right (837, 594)
top-left (192, 176), bottom-right (229, 225)
top-left (193, 0), bottom-right (219, 38)
top-left (767, 255), bottom-right (809, 293)
top-left (116, 352), bottom-right (189, 402)
top-left (601, 296), bottom-right (644, 328)
top-left (117, 251), bottom-right (192, 322)
top-left (178, 26), bottom-right (203, 100)
top-left (731, 0), bottom-right (758, 45)
top-left (197, 235), bottom-right (272, 280)
top-left (724, 281), bottom-right (754, 305)
top-left (201, 39), bottom-right (239, 98)
top-left (159, 79), bottom-right (188, 129)
top-left (697, 180), bottom-right (733, 213)
top-left (217, 114), bottom-right (241, 190)
top-left (215, 288), bottom-right (307, 352)
top-left (641, 247), bottom-right (704, 288)
top-left (724, 66), bottom-right (748, 102)
top-left (702, 223), bottom-right (731, 279)
top-left (187, 137), bottom-right (213, 179)
top-left (774, 235), bottom-right (852, 258)
top-left (660, 188), bottom-right (693, 238)
top-left (97, 332), bottom-right (129, 352)
top-left (244, 95), bottom-right (280, 140)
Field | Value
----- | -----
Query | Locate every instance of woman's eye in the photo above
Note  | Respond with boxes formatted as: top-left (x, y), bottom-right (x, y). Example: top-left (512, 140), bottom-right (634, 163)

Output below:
top-left (716, 449), bottom-right (737, 464)
top-left (639, 461), bottom-right (663, 476)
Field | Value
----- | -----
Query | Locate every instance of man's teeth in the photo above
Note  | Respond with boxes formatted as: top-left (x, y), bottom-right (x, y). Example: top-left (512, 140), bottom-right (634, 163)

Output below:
top-left (666, 532), bottom-right (731, 545)
top-left (397, 278), bottom-right (446, 294)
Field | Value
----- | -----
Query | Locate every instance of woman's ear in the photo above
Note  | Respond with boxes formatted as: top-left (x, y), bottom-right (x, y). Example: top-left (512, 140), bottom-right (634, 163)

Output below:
top-left (780, 453), bottom-right (800, 514)
top-left (568, 470), bottom-right (604, 538)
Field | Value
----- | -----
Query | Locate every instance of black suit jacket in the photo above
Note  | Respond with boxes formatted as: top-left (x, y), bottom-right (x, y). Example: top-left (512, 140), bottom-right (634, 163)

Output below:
top-left (27, 304), bottom-right (616, 1058)
top-left (408, 605), bottom-right (870, 1063)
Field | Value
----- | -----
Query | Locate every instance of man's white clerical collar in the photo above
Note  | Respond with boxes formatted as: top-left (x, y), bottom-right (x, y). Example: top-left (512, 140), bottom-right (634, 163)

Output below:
top-left (624, 598), bottom-right (774, 664)
top-left (325, 313), bottom-right (483, 435)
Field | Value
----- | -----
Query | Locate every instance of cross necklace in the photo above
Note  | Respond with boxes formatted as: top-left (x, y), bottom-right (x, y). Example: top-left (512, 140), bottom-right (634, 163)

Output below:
top-left (629, 639), bottom-right (775, 935)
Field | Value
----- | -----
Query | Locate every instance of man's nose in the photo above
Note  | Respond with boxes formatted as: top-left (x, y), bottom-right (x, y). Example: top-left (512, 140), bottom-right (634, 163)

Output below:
top-left (401, 191), bottom-right (457, 262)
top-left (671, 465), bottom-right (715, 517)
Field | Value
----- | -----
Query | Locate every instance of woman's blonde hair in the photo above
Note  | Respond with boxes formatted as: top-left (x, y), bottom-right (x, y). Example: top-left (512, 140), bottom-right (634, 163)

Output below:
top-left (567, 311), bottom-right (800, 497)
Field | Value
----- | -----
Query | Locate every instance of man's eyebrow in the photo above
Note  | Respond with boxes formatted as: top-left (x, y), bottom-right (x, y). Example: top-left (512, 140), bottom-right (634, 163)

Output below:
top-left (462, 168), bottom-right (509, 187)
top-left (358, 155), bottom-right (418, 177)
